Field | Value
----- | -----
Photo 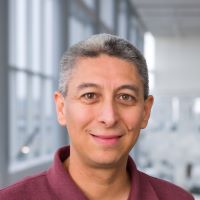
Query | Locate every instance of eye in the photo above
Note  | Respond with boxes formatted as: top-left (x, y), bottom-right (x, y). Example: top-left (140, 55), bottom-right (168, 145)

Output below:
top-left (119, 94), bottom-right (133, 101)
top-left (117, 94), bottom-right (136, 105)
top-left (83, 93), bottom-right (97, 99)
top-left (80, 92), bottom-right (98, 104)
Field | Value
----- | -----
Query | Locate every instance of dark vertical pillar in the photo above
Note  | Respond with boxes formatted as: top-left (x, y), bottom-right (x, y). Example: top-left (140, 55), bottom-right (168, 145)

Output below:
top-left (0, 0), bottom-right (9, 188)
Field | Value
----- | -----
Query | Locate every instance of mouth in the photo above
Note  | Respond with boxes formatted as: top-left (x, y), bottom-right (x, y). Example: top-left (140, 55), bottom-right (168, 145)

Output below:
top-left (90, 134), bottom-right (122, 145)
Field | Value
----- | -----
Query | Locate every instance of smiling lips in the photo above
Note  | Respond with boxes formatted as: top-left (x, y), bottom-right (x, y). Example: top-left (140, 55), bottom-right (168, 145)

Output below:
top-left (91, 134), bottom-right (122, 145)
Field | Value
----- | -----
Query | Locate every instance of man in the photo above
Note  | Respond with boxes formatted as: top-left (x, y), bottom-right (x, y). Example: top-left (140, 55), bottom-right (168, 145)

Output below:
top-left (0, 34), bottom-right (194, 199)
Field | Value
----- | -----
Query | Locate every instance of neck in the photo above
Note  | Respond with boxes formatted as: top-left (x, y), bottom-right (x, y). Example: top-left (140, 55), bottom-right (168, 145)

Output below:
top-left (64, 154), bottom-right (131, 200)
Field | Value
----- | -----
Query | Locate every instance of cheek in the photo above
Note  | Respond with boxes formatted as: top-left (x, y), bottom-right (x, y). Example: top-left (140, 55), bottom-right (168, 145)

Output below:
top-left (64, 103), bottom-right (94, 131)
top-left (122, 108), bottom-right (144, 131)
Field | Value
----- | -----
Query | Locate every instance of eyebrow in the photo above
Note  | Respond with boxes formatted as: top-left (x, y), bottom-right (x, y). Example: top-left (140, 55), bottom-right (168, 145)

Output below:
top-left (77, 83), bottom-right (139, 94)
top-left (76, 83), bottom-right (101, 91)
top-left (117, 84), bottom-right (139, 95)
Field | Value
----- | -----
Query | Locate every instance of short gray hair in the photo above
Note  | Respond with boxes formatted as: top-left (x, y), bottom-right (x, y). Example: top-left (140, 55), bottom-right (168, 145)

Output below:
top-left (59, 33), bottom-right (149, 99)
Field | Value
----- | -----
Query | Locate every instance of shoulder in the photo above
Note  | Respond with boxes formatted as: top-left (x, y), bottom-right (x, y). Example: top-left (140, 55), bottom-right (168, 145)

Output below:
top-left (139, 171), bottom-right (194, 200)
top-left (0, 171), bottom-right (55, 200)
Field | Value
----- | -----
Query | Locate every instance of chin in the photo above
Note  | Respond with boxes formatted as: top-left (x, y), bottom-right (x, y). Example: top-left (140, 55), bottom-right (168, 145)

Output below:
top-left (88, 153), bottom-right (127, 169)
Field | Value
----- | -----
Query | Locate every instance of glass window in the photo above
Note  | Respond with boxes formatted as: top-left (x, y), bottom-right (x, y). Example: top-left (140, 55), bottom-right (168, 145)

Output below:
top-left (193, 98), bottom-right (200, 115)
top-left (43, 0), bottom-right (54, 76)
top-left (144, 32), bottom-right (155, 92)
top-left (149, 72), bottom-right (155, 93)
top-left (9, 0), bottom-right (59, 171)
top-left (69, 0), bottom-right (95, 45)
top-left (32, 76), bottom-right (42, 137)
top-left (9, 0), bottom-right (28, 68)
top-left (129, 17), bottom-right (138, 45)
top-left (193, 98), bottom-right (200, 132)
top-left (117, 0), bottom-right (128, 39)
top-left (30, 0), bottom-right (42, 73)
top-left (42, 79), bottom-right (57, 154)
top-left (9, 71), bottom-right (28, 163)
top-left (82, 0), bottom-right (95, 9)
top-left (99, 0), bottom-right (114, 30)
top-left (138, 32), bottom-right (144, 52)
top-left (69, 16), bottom-right (93, 46)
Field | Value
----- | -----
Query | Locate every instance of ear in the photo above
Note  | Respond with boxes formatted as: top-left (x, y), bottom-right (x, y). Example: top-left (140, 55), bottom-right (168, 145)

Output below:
top-left (54, 91), bottom-right (66, 126)
top-left (141, 95), bottom-right (154, 129)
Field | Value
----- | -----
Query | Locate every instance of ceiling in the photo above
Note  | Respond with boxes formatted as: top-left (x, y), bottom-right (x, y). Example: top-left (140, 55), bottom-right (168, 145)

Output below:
top-left (131, 0), bottom-right (200, 37)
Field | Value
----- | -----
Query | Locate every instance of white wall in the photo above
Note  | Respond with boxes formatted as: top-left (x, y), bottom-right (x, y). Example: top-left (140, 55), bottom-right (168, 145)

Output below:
top-left (154, 37), bottom-right (200, 95)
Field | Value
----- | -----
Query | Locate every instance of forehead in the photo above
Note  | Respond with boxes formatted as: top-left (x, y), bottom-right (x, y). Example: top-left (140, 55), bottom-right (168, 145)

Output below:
top-left (68, 55), bottom-right (143, 91)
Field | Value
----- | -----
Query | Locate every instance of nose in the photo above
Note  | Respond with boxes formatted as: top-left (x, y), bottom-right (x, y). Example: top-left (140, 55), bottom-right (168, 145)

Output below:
top-left (97, 100), bottom-right (118, 128)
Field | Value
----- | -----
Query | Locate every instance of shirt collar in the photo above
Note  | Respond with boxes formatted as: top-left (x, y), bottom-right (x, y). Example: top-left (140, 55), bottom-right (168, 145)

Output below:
top-left (47, 146), bottom-right (88, 199)
top-left (127, 157), bottom-right (159, 200)
top-left (47, 146), bottom-right (159, 200)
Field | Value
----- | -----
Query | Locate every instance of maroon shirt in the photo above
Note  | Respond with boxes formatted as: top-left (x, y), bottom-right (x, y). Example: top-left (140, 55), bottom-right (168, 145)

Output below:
top-left (0, 146), bottom-right (194, 200)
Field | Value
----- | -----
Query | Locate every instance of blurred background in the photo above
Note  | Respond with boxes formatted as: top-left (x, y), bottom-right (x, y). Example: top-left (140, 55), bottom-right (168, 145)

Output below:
top-left (0, 0), bottom-right (200, 198)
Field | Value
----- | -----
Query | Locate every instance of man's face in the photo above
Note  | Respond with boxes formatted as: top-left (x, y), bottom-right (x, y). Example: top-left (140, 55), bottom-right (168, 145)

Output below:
top-left (54, 54), bottom-right (153, 168)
